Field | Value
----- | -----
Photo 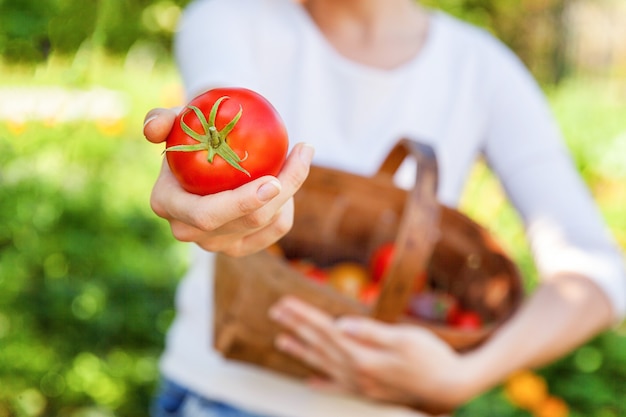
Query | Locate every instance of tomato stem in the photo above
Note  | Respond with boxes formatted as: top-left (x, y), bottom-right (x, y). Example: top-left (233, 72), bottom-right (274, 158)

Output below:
top-left (166, 97), bottom-right (250, 176)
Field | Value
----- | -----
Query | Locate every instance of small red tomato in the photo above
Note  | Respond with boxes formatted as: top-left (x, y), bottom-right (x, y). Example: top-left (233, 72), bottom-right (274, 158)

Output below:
top-left (369, 243), bottom-right (428, 292)
top-left (359, 282), bottom-right (381, 306)
top-left (444, 302), bottom-right (461, 324)
top-left (303, 266), bottom-right (329, 284)
top-left (448, 309), bottom-right (482, 330)
top-left (290, 259), bottom-right (329, 284)
top-left (165, 87), bottom-right (289, 195)
top-left (328, 262), bottom-right (370, 299)
top-left (369, 242), bottom-right (395, 283)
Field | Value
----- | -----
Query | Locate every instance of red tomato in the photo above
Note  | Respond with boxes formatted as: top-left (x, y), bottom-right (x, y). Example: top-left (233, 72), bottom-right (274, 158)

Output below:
top-left (448, 309), bottom-right (482, 330)
top-left (369, 242), bottom-right (395, 283)
top-left (328, 262), bottom-right (370, 299)
top-left (290, 259), bottom-right (329, 284)
top-left (444, 302), bottom-right (461, 324)
top-left (359, 282), bottom-right (381, 306)
top-left (369, 243), bottom-right (428, 291)
top-left (165, 87), bottom-right (289, 195)
top-left (306, 267), bottom-right (330, 284)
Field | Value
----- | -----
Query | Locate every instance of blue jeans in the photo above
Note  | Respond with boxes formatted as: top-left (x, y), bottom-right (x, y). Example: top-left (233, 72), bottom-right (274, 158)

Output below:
top-left (151, 378), bottom-right (271, 417)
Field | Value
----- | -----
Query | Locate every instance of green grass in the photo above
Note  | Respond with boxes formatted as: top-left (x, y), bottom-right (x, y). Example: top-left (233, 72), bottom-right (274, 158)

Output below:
top-left (0, 54), bottom-right (186, 417)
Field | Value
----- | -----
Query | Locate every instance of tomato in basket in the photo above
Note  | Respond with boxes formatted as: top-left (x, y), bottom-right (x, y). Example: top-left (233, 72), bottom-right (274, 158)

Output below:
top-left (266, 243), bottom-right (285, 258)
top-left (328, 262), bottom-right (370, 299)
top-left (370, 242), bottom-right (429, 292)
top-left (290, 259), bottom-right (329, 284)
top-left (447, 308), bottom-right (483, 330)
top-left (359, 282), bottom-right (381, 306)
top-left (369, 242), bottom-right (395, 283)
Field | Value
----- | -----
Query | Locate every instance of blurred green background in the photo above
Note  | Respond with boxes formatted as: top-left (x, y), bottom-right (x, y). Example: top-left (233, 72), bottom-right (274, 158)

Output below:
top-left (0, 0), bottom-right (624, 416)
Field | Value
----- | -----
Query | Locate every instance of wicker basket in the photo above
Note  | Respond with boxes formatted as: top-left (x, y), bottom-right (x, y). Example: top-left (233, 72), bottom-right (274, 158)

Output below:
top-left (214, 139), bottom-right (524, 380)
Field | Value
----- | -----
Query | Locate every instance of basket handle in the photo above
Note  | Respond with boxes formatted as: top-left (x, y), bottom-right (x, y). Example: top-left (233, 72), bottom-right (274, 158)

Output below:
top-left (371, 139), bottom-right (441, 322)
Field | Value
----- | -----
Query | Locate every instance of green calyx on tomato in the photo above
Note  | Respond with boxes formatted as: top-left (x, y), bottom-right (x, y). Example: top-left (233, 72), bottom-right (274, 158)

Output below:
top-left (166, 96), bottom-right (250, 176)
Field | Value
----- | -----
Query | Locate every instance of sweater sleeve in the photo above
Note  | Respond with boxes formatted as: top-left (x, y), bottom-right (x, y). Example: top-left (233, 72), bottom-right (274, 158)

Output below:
top-left (481, 37), bottom-right (626, 322)
top-left (174, 0), bottom-right (260, 100)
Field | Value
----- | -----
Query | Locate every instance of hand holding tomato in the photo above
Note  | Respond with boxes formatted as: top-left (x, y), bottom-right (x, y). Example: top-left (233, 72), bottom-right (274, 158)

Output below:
top-left (143, 103), bottom-right (314, 256)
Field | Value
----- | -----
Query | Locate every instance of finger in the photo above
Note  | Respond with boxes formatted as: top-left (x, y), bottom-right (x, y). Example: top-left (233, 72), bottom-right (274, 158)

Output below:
top-left (167, 218), bottom-right (248, 249)
top-left (309, 362), bottom-right (407, 402)
top-left (150, 158), bottom-right (201, 221)
top-left (306, 352), bottom-right (404, 401)
top-left (336, 316), bottom-right (404, 349)
top-left (306, 376), bottom-right (354, 396)
top-left (227, 199), bottom-right (294, 256)
top-left (214, 142), bottom-right (312, 237)
top-left (152, 141), bottom-right (312, 232)
top-left (258, 142), bottom-right (314, 214)
top-left (274, 332), bottom-right (349, 383)
top-left (269, 297), bottom-right (348, 368)
top-left (189, 200), bottom-right (293, 256)
top-left (143, 107), bottom-right (180, 143)
top-left (167, 218), bottom-right (206, 243)
top-left (274, 333), bottom-right (327, 371)
top-left (278, 143), bottom-right (315, 193)
top-left (150, 159), bottom-right (282, 231)
top-left (311, 372), bottom-right (389, 401)
top-left (270, 297), bottom-right (337, 340)
top-left (194, 142), bottom-right (312, 242)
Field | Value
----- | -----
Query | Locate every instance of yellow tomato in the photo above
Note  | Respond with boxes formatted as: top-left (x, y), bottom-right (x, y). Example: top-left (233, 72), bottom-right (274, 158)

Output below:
top-left (328, 262), bottom-right (370, 299)
top-left (266, 243), bottom-right (285, 258)
top-left (504, 370), bottom-right (548, 410)
top-left (533, 396), bottom-right (569, 417)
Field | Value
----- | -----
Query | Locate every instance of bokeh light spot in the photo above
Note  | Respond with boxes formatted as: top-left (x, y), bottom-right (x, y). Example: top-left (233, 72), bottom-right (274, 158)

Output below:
top-left (574, 345), bottom-right (603, 373)
top-left (0, 312), bottom-right (10, 338)
top-left (16, 388), bottom-right (46, 416)
top-left (44, 253), bottom-right (69, 279)
top-left (40, 372), bottom-right (66, 398)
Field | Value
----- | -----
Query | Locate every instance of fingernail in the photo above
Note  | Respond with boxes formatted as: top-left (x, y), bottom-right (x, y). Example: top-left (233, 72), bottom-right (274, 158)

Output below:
top-left (299, 143), bottom-right (315, 165)
top-left (143, 114), bottom-right (158, 129)
top-left (257, 179), bottom-right (282, 202)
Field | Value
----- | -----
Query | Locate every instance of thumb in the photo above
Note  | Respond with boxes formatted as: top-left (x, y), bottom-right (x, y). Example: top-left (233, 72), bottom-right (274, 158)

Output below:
top-left (143, 107), bottom-right (181, 143)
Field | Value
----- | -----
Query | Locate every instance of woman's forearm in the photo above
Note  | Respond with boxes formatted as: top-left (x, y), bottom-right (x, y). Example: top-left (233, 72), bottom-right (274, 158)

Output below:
top-left (458, 273), bottom-right (614, 401)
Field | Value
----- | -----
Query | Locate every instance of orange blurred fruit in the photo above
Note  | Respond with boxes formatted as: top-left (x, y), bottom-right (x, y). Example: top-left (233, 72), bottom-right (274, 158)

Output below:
top-left (266, 243), bottom-right (285, 258)
top-left (532, 396), bottom-right (569, 417)
top-left (328, 262), bottom-right (369, 299)
top-left (504, 370), bottom-right (548, 410)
